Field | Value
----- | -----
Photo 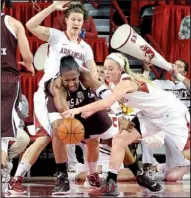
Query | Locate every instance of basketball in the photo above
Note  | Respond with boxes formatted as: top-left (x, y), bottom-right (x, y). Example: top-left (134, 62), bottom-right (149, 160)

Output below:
top-left (57, 118), bottom-right (85, 144)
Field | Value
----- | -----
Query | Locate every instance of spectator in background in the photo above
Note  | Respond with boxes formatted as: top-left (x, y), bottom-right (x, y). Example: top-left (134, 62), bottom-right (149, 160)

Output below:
top-left (143, 59), bottom-right (190, 93)
top-left (179, 15), bottom-right (190, 40)
top-left (142, 60), bottom-right (190, 181)
top-left (53, 14), bottom-right (98, 38)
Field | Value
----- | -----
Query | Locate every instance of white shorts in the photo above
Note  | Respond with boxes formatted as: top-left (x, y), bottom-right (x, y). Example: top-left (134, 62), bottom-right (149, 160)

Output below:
top-left (34, 87), bottom-right (52, 136)
top-left (138, 107), bottom-right (189, 151)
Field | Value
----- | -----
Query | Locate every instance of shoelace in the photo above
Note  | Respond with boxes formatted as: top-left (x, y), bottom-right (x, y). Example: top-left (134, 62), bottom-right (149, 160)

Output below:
top-left (143, 172), bottom-right (156, 186)
top-left (100, 180), bottom-right (109, 192)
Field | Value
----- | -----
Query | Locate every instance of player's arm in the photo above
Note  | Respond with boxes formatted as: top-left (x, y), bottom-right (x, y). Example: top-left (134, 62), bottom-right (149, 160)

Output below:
top-left (63, 80), bottom-right (139, 117)
top-left (182, 78), bottom-right (190, 90)
top-left (86, 59), bottom-right (99, 79)
top-left (14, 19), bottom-right (33, 64)
top-left (26, 1), bottom-right (69, 41)
top-left (51, 77), bottom-right (69, 113)
top-left (10, 17), bottom-right (34, 75)
top-left (79, 67), bottom-right (102, 90)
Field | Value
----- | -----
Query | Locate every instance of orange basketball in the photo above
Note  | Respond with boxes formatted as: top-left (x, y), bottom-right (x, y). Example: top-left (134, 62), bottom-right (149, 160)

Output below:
top-left (57, 118), bottom-right (85, 144)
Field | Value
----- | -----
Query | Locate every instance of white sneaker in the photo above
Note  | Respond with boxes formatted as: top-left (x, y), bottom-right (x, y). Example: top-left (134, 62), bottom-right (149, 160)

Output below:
top-left (2, 161), bottom-right (13, 183)
top-left (68, 163), bottom-right (76, 172)
top-left (182, 173), bottom-right (190, 181)
top-left (75, 163), bottom-right (86, 174)
top-left (151, 171), bottom-right (165, 181)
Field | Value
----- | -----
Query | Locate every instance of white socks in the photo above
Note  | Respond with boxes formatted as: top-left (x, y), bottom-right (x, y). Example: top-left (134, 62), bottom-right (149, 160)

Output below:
top-left (15, 160), bottom-right (31, 177)
top-left (87, 161), bottom-right (98, 175)
top-left (108, 168), bottom-right (118, 174)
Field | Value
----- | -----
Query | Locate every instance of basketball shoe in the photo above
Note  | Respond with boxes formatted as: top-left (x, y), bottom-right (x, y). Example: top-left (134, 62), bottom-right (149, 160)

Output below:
top-left (1, 161), bottom-right (13, 183)
top-left (84, 172), bottom-right (102, 188)
top-left (88, 178), bottom-right (120, 196)
top-left (136, 170), bottom-right (163, 192)
top-left (5, 176), bottom-right (27, 194)
top-left (52, 172), bottom-right (70, 195)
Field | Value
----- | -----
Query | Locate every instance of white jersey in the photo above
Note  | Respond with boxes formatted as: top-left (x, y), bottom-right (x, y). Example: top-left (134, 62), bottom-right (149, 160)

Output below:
top-left (109, 73), bottom-right (140, 118)
top-left (153, 80), bottom-right (190, 108)
top-left (124, 82), bottom-right (189, 151)
top-left (39, 28), bottom-right (94, 88)
top-left (124, 82), bottom-right (187, 119)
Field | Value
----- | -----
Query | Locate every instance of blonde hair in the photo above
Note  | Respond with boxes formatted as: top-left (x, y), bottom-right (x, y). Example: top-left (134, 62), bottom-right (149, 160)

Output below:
top-left (108, 53), bottom-right (153, 85)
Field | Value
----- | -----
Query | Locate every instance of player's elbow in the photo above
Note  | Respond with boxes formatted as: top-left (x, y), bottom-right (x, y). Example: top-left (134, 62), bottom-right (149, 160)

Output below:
top-left (26, 21), bottom-right (33, 31)
top-left (22, 52), bottom-right (33, 63)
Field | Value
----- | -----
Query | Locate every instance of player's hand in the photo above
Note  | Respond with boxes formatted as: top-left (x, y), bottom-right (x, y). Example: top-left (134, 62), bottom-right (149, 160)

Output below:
top-left (61, 108), bottom-right (81, 118)
top-left (118, 116), bottom-right (135, 133)
top-left (52, 1), bottom-right (70, 11)
top-left (81, 111), bottom-right (95, 119)
top-left (141, 132), bottom-right (165, 148)
top-left (18, 61), bottom-right (35, 76)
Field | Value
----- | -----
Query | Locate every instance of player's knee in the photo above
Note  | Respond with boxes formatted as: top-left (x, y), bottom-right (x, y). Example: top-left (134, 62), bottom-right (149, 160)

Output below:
top-left (16, 131), bottom-right (30, 150)
top-left (165, 168), bottom-right (183, 182)
top-left (165, 172), bottom-right (179, 182)
top-left (52, 119), bottom-right (62, 136)
top-left (86, 138), bottom-right (99, 149)
top-left (112, 134), bottom-right (127, 148)
top-left (35, 136), bottom-right (50, 147)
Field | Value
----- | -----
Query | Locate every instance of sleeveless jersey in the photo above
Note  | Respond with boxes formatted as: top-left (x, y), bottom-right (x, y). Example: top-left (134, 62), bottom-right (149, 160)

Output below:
top-left (66, 82), bottom-right (95, 109)
top-left (39, 28), bottom-right (94, 88)
top-left (123, 82), bottom-right (187, 119)
top-left (1, 13), bottom-right (18, 75)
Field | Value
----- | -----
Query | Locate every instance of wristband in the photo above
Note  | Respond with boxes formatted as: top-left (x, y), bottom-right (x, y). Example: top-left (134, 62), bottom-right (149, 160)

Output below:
top-left (176, 73), bottom-right (185, 82)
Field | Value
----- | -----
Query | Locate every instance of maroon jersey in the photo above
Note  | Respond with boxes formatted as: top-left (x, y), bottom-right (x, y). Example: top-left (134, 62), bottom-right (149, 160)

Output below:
top-left (1, 13), bottom-right (19, 75)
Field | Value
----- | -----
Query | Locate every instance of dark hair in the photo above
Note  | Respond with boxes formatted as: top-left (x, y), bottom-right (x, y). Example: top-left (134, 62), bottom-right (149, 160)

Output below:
top-left (64, 2), bottom-right (88, 21)
top-left (60, 55), bottom-right (80, 75)
top-left (1, 0), bottom-right (12, 11)
top-left (1, 0), bottom-right (5, 11)
top-left (179, 59), bottom-right (188, 72)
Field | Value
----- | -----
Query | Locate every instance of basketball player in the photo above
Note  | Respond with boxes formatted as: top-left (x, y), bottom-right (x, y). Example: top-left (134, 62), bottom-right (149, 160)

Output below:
top-left (47, 55), bottom-right (162, 194)
top-left (1, 0), bottom-right (34, 183)
top-left (63, 54), bottom-right (190, 196)
top-left (141, 60), bottom-right (190, 181)
top-left (5, 2), bottom-right (123, 195)
top-left (2, 95), bottom-right (30, 183)
top-left (44, 55), bottom-right (118, 194)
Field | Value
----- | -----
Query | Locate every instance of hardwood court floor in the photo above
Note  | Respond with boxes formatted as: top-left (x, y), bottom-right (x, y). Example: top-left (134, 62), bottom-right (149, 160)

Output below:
top-left (1, 180), bottom-right (190, 197)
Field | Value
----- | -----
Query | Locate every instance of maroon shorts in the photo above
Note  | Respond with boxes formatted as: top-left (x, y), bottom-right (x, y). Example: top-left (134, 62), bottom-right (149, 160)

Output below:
top-left (1, 72), bottom-right (20, 138)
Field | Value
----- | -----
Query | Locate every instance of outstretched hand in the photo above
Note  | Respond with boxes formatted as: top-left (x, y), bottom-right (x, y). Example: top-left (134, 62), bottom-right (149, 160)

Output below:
top-left (61, 108), bottom-right (81, 118)
top-left (52, 1), bottom-right (70, 11)
top-left (18, 61), bottom-right (35, 76)
top-left (118, 116), bottom-right (135, 133)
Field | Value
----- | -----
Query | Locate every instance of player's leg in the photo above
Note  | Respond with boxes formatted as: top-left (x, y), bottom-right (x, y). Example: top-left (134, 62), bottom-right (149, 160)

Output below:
top-left (47, 94), bottom-right (70, 195)
top-left (164, 135), bottom-right (190, 181)
top-left (89, 127), bottom-right (162, 196)
top-left (84, 137), bottom-right (101, 188)
top-left (1, 139), bottom-right (10, 183)
top-left (67, 144), bottom-right (79, 172)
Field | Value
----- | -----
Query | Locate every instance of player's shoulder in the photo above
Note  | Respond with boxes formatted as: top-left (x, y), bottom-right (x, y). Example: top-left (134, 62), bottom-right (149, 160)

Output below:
top-left (79, 39), bottom-right (91, 49)
top-left (7, 15), bottom-right (22, 26)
